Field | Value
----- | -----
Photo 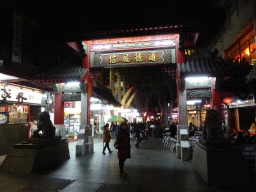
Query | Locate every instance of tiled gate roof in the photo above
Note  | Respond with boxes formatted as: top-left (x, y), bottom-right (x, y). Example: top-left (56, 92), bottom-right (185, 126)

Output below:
top-left (33, 66), bottom-right (87, 81)
top-left (178, 57), bottom-right (252, 77)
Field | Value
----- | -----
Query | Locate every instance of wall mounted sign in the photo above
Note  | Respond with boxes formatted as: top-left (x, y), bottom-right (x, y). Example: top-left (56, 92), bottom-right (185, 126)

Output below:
top-left (91, 49), bottom-right (176, 68)
top-left (187, 90), bottom-right (212, 99)
top-left (235, 144), bottom-right (255, 159)
top-left (186, 79), bottom-right (211, 89)
top-left (62, 93), bottom-right (81, 101)
top-left (62, 83), bottom-right (87, 93)
top-left (0, 85), bottom-right (41, 104)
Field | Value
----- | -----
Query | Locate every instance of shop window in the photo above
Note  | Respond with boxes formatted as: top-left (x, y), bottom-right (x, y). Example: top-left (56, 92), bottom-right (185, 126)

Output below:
top-left (225, 24), bottom-right (255, 65)
top-left (185, 49), bottom-right (195, 60)
top-left (187, 105), bottom-right (209, 128)
top-left (8, 104), bottom-right (28, 124)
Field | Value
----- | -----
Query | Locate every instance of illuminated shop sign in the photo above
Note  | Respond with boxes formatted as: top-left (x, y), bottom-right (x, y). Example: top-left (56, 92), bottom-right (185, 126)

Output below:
top-left (0, 85), bottom-right (42, 104)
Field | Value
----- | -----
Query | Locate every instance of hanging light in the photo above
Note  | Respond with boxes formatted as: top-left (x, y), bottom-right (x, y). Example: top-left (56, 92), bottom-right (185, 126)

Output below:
top-left (245, 47), bottom-right (250, 56)
top-left (223, 97), bottom-right (233, 106)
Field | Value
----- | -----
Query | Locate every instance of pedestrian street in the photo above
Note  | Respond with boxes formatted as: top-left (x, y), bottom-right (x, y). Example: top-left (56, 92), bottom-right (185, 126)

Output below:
top-left (28, 138), bottom-right (252, 191)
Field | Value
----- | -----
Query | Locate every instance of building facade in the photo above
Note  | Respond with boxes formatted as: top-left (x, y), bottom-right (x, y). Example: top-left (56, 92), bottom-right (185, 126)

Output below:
top-left (209, 0), bottom-right (255, 65)
top-left (204, 0), bottom-right (256, 131)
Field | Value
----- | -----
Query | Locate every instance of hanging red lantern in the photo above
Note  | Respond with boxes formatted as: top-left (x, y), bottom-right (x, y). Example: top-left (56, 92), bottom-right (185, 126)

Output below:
top-left (223, 97), bottom-right (233, 106)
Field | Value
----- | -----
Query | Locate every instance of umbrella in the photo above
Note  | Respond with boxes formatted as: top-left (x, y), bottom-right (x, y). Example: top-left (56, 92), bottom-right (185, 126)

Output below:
top-left (108, 116), bottom-right (128, 123)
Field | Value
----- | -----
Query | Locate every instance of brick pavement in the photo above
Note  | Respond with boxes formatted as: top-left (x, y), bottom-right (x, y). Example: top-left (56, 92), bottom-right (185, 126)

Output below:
top-left (0, 137), bottom-right (255, 191)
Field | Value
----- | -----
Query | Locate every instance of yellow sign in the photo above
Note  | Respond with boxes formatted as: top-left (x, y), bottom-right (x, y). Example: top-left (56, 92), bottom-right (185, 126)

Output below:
top-left (92, 49), bottom-right (176, 67)
top-left (109, 55), bottom-right (117, 63)
top-left (122, 54), bottom-right (130, 63)
top-left (148, 53), bottom-right (156, 61)
top-left (135, 53), bottom-right (143, 62)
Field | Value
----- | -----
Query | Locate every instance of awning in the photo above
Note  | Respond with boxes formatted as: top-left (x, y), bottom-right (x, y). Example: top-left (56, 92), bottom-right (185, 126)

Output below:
top-left (0, 66), bottom-right (28, 82)
top-left (178, 57), bottom-right (252, 77)
top-left (91, 84), bottom-right (121, 107)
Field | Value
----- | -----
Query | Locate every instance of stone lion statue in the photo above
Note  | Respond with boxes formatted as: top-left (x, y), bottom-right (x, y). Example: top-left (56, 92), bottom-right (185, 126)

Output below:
top-left (33, 112), bottom-right (55, 138)
top-left (199, 109), bottom-right (228, 145)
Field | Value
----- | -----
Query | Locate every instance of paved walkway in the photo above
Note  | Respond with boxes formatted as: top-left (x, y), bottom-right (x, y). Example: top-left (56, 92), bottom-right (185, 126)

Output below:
top-left (0, 137), bottom-right (255, 191)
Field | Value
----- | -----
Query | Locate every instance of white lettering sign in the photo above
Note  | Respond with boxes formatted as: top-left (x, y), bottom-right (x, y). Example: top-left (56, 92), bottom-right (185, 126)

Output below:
top-left (0, 85), bottom-right (42, 104)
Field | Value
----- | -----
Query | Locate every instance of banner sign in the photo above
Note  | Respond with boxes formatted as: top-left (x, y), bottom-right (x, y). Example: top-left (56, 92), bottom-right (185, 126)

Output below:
top-left (0, 85), bottom-right (42, 104)
top-left (91, 49), bottom-right (175, 68)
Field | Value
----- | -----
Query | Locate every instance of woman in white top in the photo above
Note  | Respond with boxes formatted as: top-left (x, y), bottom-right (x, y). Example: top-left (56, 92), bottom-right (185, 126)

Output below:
top-left (30, 120), bottom-right (37, 137)
top-left (249, 122), bottom-right (256, 133)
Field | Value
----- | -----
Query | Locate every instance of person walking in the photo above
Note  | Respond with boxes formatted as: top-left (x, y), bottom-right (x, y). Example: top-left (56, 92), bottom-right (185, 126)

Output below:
top-left (135, 124), bottom-right (141, 147)
top-left (102, 123), bottom-right (113, 154)
top-left (116, 122), bottom-right (131, 177)
top-left (110, 122), bottom-right (115, 137)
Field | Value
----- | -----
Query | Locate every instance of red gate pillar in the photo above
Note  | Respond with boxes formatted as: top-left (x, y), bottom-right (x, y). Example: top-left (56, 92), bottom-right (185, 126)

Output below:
top-left (53, 83), bottom-right (65, 137)
top-left (211, 78), bottom-right (222, 123)
top-left (176, 41), bottom-right (187, 125)
top-left (82, 41), bottom-right (91, 125)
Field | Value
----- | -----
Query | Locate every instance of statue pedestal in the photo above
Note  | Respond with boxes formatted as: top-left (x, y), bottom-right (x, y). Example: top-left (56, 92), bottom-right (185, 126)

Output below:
top-left (193, 141), bottom-right (252, 187)
top-left (76, 126), bottom-right (94, 156)
top-left (176, 125), bottom-right (189, 160)
top-left (181, 141), bottom-right (190, 161)
top-left (0, 137), bottom-right (70, 173)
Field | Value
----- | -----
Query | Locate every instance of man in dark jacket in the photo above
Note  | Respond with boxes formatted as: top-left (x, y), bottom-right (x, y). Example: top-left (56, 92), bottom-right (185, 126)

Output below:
top-left (170, 122), bottom-right (177, 138)
top-left (135, 124), bottom-right (141, 147)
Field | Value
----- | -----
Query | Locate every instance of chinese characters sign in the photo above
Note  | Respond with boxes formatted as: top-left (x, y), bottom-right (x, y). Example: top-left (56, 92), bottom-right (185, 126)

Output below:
top-left (91, 49), bottom-right (175, 68)
top-left (0, 85), bottom-right (41, 104)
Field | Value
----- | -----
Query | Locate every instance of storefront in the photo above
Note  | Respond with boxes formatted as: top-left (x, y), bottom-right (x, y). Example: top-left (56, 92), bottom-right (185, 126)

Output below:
top-left (62, 97), bottom-right (125, 137)
top-left (64, 101), bottom-right (81, 137)
top-left (0, 81), bottom-right (48, 156)
top-left (223, 98), bottom-right (256, 132)
top-left (187, 100), bottom-right (211, 129)
top-left (0, 82), bottom-right (47, 126)
top-left (178, 56), bottom-right (253, 127)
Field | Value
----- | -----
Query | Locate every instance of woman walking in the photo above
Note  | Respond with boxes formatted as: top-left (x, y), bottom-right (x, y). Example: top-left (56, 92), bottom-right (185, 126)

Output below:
top-left (103, 123), bottom-right (113, 154)
top-left (116, 122), bottom-right (131, 176)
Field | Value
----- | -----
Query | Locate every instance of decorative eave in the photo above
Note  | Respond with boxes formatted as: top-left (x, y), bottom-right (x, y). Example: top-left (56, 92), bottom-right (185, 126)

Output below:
top-left (91, 84), bottom-right (121, 107)
top-left (178, 57), bottom-right (253, 78)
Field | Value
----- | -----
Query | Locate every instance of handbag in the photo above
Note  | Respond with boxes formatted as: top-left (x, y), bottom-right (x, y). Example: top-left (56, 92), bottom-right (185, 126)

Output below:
top-left (114, 141), bottom-right (120, 150)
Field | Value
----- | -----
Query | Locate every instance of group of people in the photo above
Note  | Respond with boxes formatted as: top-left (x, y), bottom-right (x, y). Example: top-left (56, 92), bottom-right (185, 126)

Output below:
top-left (149, 122), bottom-right (178, 138)
top-left (224, 122), bottom-right (256, 144)
top-left (101, 121), bottom-right (180, 177)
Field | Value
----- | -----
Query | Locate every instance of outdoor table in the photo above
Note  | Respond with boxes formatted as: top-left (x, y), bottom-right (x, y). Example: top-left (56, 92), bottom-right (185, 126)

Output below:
top-left (169, 137), bottom-right (177, 152)
top-left (189, 136), bottom-right (199, 149)
top-left (194, 131), bottom-right (202, 135)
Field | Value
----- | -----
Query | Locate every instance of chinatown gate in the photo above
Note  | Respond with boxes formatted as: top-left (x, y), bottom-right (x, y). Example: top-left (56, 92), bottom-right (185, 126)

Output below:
top-left (37, 31), bottom-right (244, 156)
top-left (76, 32), bottom-right (250, 157)
top-left (57, 34), bottom-right (186, 155)
top-left (81, 33), bottom-right (187, 125)
top-left (77, 34), bottom-right (189, 157)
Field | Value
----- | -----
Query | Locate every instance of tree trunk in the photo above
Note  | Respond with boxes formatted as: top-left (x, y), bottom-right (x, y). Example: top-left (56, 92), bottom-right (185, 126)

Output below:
top-left (169, 100), bottom-right (173, 125)
top-left (162, 102), bottom-right (168, 126)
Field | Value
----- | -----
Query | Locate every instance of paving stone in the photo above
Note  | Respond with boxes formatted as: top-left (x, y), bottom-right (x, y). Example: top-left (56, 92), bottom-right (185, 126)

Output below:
top-left (0, 138), bottom-right (253, 192)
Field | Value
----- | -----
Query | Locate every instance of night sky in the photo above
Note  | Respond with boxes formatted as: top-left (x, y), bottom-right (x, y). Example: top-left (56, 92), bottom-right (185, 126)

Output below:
top-left (4, 0), bottom-right (217, 40)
